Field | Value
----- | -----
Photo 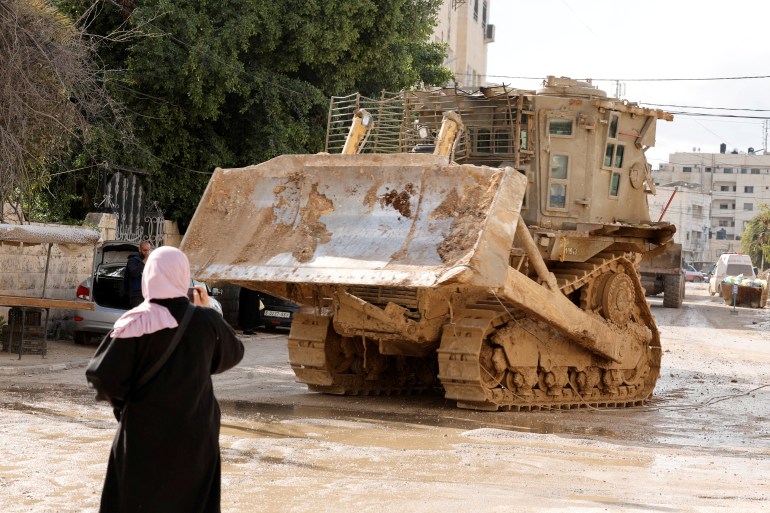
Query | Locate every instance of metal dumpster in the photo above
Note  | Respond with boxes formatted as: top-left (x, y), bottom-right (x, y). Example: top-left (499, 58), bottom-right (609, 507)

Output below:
top-left (720, 282), bottom-right (764, 308)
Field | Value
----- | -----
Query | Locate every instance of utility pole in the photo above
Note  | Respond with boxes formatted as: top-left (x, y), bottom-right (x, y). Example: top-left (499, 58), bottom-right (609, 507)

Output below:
top-left (614, 80), bottom-right (625, 99)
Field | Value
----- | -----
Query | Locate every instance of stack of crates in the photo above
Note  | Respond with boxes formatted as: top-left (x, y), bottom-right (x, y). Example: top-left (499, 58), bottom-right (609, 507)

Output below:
top-left (2, 307), bottom-right (46, 354)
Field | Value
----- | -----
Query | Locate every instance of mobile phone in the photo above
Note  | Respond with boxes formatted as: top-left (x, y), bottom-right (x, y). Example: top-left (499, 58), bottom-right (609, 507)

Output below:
top-left (187, 288), bottom-right (195, 301)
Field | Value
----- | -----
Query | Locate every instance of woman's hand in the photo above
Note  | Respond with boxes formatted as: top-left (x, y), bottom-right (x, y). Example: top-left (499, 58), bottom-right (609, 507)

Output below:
top-left (192, 285), bottom-right (210, 307)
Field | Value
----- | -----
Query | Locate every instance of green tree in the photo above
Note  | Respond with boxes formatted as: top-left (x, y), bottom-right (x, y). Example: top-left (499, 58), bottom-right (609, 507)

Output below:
top-left (53, 0), bottom-right (452, 228)
top-left (740, 204), bottom-right (770, 270)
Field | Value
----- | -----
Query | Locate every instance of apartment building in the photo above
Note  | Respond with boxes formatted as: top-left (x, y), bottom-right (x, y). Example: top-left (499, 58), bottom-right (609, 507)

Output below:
top-left (433, 0), bottom-right (495, 88)
top-left (651, 150), bottom-right (770, 264)
top-left (648, 184), bottom-right (712, 266)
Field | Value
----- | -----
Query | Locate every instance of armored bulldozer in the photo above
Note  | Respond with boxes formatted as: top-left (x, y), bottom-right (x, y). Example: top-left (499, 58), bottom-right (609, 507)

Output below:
top-left (181, 76), bottom-right (675, 411)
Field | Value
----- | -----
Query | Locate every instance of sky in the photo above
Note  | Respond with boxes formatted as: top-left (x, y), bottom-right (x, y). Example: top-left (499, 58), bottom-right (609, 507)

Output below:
top-left (485, 0), bottom-right (770, 168)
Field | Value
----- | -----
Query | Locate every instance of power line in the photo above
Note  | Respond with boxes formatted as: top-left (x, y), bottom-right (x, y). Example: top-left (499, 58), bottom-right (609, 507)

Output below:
top-left (640, 103), bottom-right (770, 113)
top-left (667, 111), bottom-right (770, 120)
top-left (469, 73), bottom-right (770, 82)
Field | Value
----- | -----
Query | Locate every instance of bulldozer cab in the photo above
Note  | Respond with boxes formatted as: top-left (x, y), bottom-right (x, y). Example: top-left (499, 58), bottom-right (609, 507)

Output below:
top-left (326, 76), bottom-right (673, 233)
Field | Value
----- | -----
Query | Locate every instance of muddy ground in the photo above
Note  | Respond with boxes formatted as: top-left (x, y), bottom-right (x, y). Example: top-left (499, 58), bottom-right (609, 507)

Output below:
top-left (0, 283), bottom-right (768, 512)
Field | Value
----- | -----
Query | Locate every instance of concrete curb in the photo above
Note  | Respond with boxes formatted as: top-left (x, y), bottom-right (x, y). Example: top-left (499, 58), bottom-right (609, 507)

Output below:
top-left (0, 359), bottom-right (90, 376)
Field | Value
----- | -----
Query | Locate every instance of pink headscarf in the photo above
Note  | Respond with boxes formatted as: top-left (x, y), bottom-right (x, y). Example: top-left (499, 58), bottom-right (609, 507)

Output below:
top-left (111, 246), bottom-right (191, 339)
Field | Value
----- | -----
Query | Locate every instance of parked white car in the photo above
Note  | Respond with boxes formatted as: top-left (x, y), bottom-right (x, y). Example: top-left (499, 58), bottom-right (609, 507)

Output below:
top-left (73, 241), bottom-right (221, 344)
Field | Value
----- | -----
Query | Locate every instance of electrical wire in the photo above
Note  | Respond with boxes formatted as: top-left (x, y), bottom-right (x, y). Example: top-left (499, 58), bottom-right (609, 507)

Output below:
top-left (462, 72), bottom-right (770, 82)
top-left (641, 103), bottom-right (770, 113)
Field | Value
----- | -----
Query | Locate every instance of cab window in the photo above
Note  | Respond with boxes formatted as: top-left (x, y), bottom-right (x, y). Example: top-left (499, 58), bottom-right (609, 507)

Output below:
top-left (609, 172), bottom-right (621, 197)
top-left (549, 119), bottom-right (573, 136)
top-left (603, 112), bottom-right (625, 171)
top-left (548, 155), bottom-right (569, 209)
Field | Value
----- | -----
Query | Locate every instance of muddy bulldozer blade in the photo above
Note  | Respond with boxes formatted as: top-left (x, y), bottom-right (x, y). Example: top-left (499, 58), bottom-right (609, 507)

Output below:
top-left (181, 153), bottom-right (526, 290)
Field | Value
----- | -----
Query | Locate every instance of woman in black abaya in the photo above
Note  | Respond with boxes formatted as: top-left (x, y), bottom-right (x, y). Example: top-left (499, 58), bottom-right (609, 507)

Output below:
top-left (87, 246), bottom-right (244, 513)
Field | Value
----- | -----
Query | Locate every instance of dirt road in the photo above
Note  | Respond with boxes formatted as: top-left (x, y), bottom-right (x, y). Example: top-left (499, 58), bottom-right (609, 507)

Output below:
top-left (0, 283), bottom-right (768, 512)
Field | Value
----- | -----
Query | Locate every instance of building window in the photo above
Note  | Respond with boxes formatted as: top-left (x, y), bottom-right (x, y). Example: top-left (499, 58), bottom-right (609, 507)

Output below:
top-left (745, 186), bottom-right (754, 193)
top-left (719, 220), bottom-right (729, 227)
top-left (549, 119), bottom-right (573, 136)
top-left (475, 128), bottom-right (491, 153)
top-left (751, 168), bottom-right (760, 174)
top-left (608, 114), bottom-right (619, 138)
top-left (495, 130), bottom-right (512, 153)
top-left (482, 1), bottom-right (487, 31)
top-left (720, 186), bottom-right (730, 192)
top-left (723, 168), bottom-right (733, 174)
top-left (548, 155), bottom-right (569, 209)
top-left (473, 0), bottom-right (479, 20)
top-left (705, 167), bottom-right (712, 173)
top-left (683, 166), bottom-right (692, 173)
top-left (745, 203), bottom-right (754, 211)
top-left (741, 168), bottom-right (748, 174)
top-left (720, 204), bottom-right (728, 209)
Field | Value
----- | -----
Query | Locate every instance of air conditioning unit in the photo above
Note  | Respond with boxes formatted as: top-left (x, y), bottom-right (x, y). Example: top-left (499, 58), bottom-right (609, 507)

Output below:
top-left (485, 24), bottom-right (495, 43)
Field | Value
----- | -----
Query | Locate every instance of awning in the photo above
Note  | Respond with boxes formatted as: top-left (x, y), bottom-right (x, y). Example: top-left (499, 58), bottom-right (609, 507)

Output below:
top-left (0, 223), bottom-right (100, 246)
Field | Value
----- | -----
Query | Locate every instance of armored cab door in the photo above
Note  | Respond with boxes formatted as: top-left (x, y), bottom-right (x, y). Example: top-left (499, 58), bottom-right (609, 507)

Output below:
top-left (540, 111), bottom-right (592, 225)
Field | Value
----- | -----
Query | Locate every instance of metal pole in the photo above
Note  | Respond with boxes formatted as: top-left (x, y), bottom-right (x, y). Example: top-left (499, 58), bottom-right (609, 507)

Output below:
top-left (731, 283), bottom-right (738, 314)
top-left (41, 243), bottom-right (52, 298)
top-left (658, 187), bottom-right (678, 222)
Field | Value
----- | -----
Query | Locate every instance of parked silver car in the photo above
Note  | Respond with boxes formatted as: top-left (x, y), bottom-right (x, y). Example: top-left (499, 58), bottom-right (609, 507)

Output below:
top-left (73, 241), bottom-right (221, 344)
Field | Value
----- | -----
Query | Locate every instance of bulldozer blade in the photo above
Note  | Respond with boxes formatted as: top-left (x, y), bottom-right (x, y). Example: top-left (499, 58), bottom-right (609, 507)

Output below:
top-left (181, 153), bottom-right (527, 289)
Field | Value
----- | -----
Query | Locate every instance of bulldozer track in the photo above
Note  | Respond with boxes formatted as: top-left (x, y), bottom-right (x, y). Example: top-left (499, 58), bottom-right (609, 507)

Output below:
top-left (287, 311), bottom-right (439, 397)
top-left (288, 252), bottom-right (661, 410)
top-left (437, 252), bottom-right (662, 411)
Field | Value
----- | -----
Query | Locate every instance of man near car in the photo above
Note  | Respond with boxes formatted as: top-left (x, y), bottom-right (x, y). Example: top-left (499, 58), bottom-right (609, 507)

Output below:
top-left (238, 286), bottom-right (262, 335)
top-left (126, 241), bottom-right (152, 307)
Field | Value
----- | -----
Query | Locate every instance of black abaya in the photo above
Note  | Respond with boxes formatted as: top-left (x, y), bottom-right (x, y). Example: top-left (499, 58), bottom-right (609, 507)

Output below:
top-left (87, 298), bottom-right (244, 513)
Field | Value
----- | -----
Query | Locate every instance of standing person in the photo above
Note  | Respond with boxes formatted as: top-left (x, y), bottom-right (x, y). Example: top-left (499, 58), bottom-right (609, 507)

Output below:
top-left (125, 240), bottom-right (153, 307)
top-left (238, 286), bottom-right (262, 335)
top-left (86, 246), bottom-right (244, 513)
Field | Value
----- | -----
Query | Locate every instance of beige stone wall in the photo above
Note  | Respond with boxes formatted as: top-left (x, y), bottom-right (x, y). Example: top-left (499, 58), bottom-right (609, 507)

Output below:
top-left (0, 225), bottom-right (96, 328)
top-left (84, 212), bottom-right (117, 241)
top-left (163, 220), bottom-right (182, 248)
top-left (0, 240), bottom-right (94, 299)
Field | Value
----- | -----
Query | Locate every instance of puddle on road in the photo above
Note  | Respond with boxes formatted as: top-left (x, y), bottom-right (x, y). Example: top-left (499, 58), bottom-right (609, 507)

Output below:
top-left (220, 398), bottom-right (639, 446)
top-left (3, 379), bottom-right (767, 460)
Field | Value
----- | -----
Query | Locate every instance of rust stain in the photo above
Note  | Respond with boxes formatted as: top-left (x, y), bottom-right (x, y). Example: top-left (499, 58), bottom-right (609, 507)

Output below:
top-left (380, 183), bottom-right (415, 218)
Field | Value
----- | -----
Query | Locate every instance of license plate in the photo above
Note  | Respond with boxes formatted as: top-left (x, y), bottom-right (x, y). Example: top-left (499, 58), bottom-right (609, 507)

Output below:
top-left (263, 310), bottom-right (290, 318)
